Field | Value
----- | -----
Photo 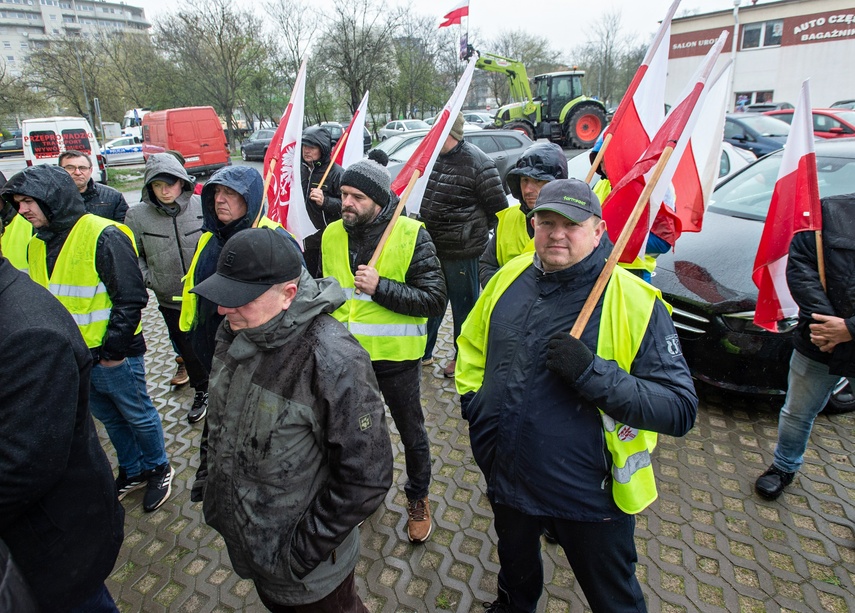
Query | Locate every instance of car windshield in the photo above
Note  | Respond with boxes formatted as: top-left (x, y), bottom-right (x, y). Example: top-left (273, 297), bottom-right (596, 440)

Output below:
top-left (388, 139), bottom-right (422, 163)
top-left (709, 152), bottom-right (855, 221)
top-left (402, 120), bottom-right (429, 130)
top-left (373, 134), bottom-right (413, 154)
top-left (739, 115), bottom-right (790, 137)
top-left (834, 111), bottom-right (855, 124)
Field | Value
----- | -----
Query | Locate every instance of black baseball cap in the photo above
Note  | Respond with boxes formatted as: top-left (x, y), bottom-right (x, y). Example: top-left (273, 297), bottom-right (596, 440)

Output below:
top-left (149, 173), bottom-right (179, 186)
top-left (528, 178), bottom-right (602, 223)
top-left (191, 228), bottom-right (303, 308)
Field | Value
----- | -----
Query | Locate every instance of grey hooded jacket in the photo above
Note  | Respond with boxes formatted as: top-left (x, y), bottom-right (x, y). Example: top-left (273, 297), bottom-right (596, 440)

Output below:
top-left (124, 153), bottom-right (203, 309)
top-left (202, 270), bottom-right (393, 605)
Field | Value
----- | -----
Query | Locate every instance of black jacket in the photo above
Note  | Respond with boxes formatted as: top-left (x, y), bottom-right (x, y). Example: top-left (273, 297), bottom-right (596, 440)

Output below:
top-left (1, 166), bottom-right (147, 361)
top-left (788, 193), bottom-right (855, 376)
top-left (324, 197), bottom-right (447, 320)
top-left (301, 126), bottom-right (343, 231)
top-left (419, 139), bottom-right (508, 260)
top-left (81, 179), bottom-right (129, 223)
top-left (0, 258), bottom-right (124, 612)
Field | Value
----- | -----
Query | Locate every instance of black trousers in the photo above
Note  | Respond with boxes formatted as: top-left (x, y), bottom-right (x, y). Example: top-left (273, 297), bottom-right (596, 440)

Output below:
top-left (158, 306), bottom-right (208, 391)
top-left (257, 570), bottom-right (367, 613)
top-left (492, 502), bottom-right (647, 613)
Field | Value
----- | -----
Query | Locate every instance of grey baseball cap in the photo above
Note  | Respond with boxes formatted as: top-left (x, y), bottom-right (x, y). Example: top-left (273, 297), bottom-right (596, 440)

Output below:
top-left (528, 178), bottom-right (602, 222)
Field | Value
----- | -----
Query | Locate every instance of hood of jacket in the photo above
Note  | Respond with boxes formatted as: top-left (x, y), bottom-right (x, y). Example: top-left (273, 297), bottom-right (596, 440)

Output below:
top-left (302, 126), bottom-right (332, 167)
top-left (141, 153), bottom-right (196, 211)
top-left (0, 165), bottom-right (85, 240)
top-left (506, 142), bottom-right (569, 208)
top-left (200, 165), bottom-right (264, 239)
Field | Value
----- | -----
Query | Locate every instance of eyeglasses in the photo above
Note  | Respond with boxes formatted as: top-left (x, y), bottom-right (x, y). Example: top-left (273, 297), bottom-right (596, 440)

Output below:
top-left (62, 164), bottom-right (92, 173)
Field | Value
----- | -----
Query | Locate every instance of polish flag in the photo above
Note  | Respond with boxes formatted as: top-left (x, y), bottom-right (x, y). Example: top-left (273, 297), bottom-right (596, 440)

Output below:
top-left (264, 59), bottom-right (314, 244)
top-left (671, 61), bottom-right (732, 234)
top-left (390, 56), bottom-right (477, 216)
top-left (439, 1), bottom-right (469, 28)
top-left (603, 31), bottom-right (728, 263)
top-left (752, 80), bottom-right (821, 332)
top-left (602, 0), bottom-right (679, 184)
top-left (334, 90), bottom-right (369, 169)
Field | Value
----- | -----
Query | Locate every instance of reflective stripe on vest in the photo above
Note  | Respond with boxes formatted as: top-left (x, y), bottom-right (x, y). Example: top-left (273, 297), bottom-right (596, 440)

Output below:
top-left (321, 217), bottom-right (427, 361)
top-left (2, 214), bottom-right (33, 271)
top-left (28, 214), bottom-right (140, 349)
top-left (456, 252), bottom-right (665, 514)
top-left (179, 231), bottom-right (214, 332)
top-left (495, 205), bottom-right (534, 267)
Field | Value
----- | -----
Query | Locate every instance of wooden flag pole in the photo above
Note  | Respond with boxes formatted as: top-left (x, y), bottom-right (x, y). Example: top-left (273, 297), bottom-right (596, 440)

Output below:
top-left (584, 133), bottom-right (612, 184)
top-left (816, 230), bottom-right (827, 292)
top-left (570, 145), bottom-right (675, 339)
top-left (316, 131), bottom-right (349, 191)
top-left (254, 157), bottom-right (277, 228)
top-left (354, 169), bottom-right (422, 295)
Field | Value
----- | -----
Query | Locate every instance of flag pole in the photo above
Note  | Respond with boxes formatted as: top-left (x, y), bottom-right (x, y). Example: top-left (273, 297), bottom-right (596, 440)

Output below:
top-left (570, 145), bottom-right (675, 339)
top-left (354, 169), bottom-right (422, 295)
top-left (316, 132), bottom-right (349, 190)
top-left (816, 230), bottom-right (827, 291)
top-left (254, 157), bottom-right (277, 228)
top-left (585, 133), bottom-right (612, 184)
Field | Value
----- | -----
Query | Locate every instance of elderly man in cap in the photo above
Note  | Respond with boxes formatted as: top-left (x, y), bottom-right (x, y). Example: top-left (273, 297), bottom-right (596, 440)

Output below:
top-left (192, 228), bottom-right (392, 613)
top-left (419, 112), bottom-right (507, 376)
top-left (456, 179), bottom-right (698, 613)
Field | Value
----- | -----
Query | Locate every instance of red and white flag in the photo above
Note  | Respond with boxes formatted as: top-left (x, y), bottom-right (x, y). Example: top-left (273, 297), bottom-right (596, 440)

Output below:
top-left (439, 0), bottom-right (469, 28)
top-left (603, 31), bottom-right (728, 263)
top-left (752, 80), bottom-right (821, 332)
top-left (264, 59), bottom-right (314, 244)
top-left (671, 61), bottom-right (732, 234)
top-left (334, 90), bottom-right (369, 170)
top-left (390, 56), bottom-right (477, 216)
top-left (602, 0), bottom-right (679, 184)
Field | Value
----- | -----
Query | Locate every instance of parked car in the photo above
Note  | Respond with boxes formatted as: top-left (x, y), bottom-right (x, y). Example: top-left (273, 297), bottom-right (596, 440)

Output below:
top-left (317, 121), bottom-right (372, 153)
top-left (724, 113), bottom-right (790, 157)
top-left (369, 125), bottom-right (480, 160)
top-left (377, 119), bottom-right (430, 141)
top-left (652, 138), bottom-right (855, 411)
top-left (0, 137), bottom-right (23, 158)
top-left (764, 108), bottom-right (855, 139)
top-left (744, 101), bottom-right (794, 112)
top-left (102, 136), bottom-right (143, 166)
top-left (22, 116), bottom-right (106, 183)
top-left (462, 111), bottom-right (495, 127)
top-left (142, 106), bottom-right (229, 175)
top-left (380, 128), bottom-right (533, 191)
top-left (830, 99), bottom-right (855, 110)
top-left (240, 128), bottom-right (276, 161)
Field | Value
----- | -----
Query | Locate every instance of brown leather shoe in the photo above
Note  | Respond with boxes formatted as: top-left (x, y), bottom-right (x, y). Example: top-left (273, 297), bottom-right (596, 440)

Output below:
top-left (406, 496), bottom-right (432, 543)
top-left (443, 359), bottom-right (456, 378)
top-left (170, 358), bottom-right (189, 386)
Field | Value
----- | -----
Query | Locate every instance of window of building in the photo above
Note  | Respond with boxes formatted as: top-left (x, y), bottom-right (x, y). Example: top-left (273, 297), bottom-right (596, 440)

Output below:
top-left (49, 13), bottom-right (56, 20)
top-left (742, 19), bottom-right (783, 49)
top-left (19, 40), bottom-right (26, 48)
top-left (6, 55), bottom-right (14, 62)
top-left (2, 41), bottom-right (10, 48)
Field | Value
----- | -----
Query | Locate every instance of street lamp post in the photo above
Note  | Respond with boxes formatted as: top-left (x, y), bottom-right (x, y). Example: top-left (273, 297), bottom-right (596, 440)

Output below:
top-left (730, 0), bottom-right (742, 112)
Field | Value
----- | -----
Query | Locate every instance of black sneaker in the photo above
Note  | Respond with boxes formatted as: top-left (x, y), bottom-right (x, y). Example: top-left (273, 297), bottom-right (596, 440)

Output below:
top-left (115, 467), bottom-right (145, 500)
top-left (143, 463), bottom-right (174, 512)
top-left (755, 464), bottom-right (795, 500)
top-left (188, 391), bottom-right (208, 424)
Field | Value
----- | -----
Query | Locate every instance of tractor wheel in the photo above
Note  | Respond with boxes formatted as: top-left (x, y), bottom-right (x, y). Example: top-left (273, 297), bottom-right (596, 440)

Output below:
top-left (564, 104), bottom-right (606, 149)
top-left (504, 121), bottom-right (534, 140)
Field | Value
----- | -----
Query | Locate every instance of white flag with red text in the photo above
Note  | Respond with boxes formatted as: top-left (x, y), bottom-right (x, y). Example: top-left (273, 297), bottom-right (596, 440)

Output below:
top-left (334, 90), bottom-right (369, 169)
top-left (752, 80), bottom-right (822, 332)
top-left (264, 59), bottom-right (314, 244)
top-left (439, 1), bottom-right (469, 28)
top-left (390, 56), bottom-right (477, 216)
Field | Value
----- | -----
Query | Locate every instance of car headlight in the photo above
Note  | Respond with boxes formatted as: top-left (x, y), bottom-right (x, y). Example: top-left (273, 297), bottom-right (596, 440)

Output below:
top-left (722, 311), bottom-right (798, 334)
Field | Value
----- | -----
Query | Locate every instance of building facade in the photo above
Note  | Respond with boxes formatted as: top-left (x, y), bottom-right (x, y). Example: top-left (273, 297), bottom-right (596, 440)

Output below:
top-left (667, 0), bottom-right (855, 109)
top-left (0, 0), bottom-right (149, 75)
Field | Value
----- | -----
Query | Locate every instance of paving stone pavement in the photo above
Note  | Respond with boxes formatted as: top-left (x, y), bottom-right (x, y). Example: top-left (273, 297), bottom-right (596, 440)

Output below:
top-left (101, 298), bottom-right (855, 612)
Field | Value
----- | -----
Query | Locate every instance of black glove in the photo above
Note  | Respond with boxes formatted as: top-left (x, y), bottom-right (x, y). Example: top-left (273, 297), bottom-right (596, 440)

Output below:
top-left (545, 332), bottom-right (594, 385)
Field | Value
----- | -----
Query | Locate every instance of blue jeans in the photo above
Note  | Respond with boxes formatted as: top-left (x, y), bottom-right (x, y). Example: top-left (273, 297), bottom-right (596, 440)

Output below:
top-left (89, 355), bottom-right (168, 477)
top-left (68, 584), bottom-right (119, 613)
top-left (424, 257), bottom-right (480, 359)
top-left (773, 350), bottom-right (855, 473)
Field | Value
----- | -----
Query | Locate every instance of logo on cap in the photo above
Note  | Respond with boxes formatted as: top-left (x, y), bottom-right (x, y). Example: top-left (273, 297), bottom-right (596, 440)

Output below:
top-left (563, 196), bottom-right (588, 207)
top-left (224, 250), bottom-right (236, 267)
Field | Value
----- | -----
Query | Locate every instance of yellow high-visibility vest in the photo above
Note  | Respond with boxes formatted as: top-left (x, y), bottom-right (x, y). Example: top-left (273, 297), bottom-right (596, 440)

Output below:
top-left (1, 214), bottom-right (33, 271)
top-left (321, 217), bottom-right (427, 361)
top-left (28, 214), bottom-right (140, 348)
top-left (494, 205), bottom-right (534, 267)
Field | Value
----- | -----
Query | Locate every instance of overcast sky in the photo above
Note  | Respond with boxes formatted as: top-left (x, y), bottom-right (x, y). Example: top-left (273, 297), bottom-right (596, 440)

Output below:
top-left (139, 0), bottom-right (743, 55)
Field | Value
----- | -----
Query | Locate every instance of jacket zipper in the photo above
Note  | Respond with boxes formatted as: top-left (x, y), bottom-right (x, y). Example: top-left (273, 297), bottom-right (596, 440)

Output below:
top-left (173, 216), bottom-right (188, 274)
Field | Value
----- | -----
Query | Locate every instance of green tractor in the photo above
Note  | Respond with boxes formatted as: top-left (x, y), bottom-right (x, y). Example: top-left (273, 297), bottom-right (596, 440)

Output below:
top-left (474, 52), bottom-right (606, 149)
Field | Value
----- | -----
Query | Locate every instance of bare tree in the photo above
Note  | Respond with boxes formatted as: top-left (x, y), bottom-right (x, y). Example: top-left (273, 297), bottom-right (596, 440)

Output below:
top-left (0, 61), bottom-right (48, 120)
top-left (26, 34), bottom-right (102, 121)
top-left (572, 10), bottom-right (636, 106)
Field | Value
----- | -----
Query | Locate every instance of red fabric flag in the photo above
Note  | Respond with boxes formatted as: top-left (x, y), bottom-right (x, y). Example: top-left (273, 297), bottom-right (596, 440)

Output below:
top-left (752, 80), bottom-right (822, 332)
top-left (439, 1), bottom-right (469, 28)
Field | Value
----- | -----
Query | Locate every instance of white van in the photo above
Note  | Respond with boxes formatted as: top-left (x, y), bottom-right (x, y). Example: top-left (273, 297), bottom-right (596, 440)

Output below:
top-left (22, 116), bottom-right (106, 183)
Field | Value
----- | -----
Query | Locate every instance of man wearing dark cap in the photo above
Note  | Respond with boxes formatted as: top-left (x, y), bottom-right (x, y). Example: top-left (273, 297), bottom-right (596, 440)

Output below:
top-left (479, 141), bottom-right (568, 286)
top-left (192, 228), bottom-right (392, 613)
top-left (59, 150), bottom-right (128, 222)
top-left (419, 111), bottom-right (507, 376)
top-left (456, 179), bottom-right (698, 613)
top-left (320, 159), bottom-right (446, 543)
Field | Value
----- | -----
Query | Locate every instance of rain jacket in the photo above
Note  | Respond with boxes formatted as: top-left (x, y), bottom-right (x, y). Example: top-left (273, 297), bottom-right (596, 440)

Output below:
top-left (419, 139), bottom-right (508, 260)
top-left (301, 126), bottom-right (343, 231)
top-left (125, 153), bottom-right (203, 310)
top-left (203, 270), bottom-right (392, 605)
top-left (0, 165), bottom-right (147, 362)
top-left (788, 193), bottom-right (855, 376)
top-left (81, 179), bottom-right (128, 223)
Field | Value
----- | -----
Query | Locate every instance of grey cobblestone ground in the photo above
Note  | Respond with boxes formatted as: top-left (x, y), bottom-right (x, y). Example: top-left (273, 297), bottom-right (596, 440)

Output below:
top-left (101, 298), bottom-right (855, 612)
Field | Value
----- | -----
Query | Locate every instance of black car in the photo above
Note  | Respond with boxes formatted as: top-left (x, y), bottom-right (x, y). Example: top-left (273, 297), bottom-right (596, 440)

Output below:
top-left (240, 129), bottom-right (276, 161)
top-left (724, 113), bottom-right (790, 157)
top-left (317, 122), bottom-right (371, 153)
top-left (653, 138), bottom-right (855, 411)
top-left (0, 137), bottom-right (23, 158)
